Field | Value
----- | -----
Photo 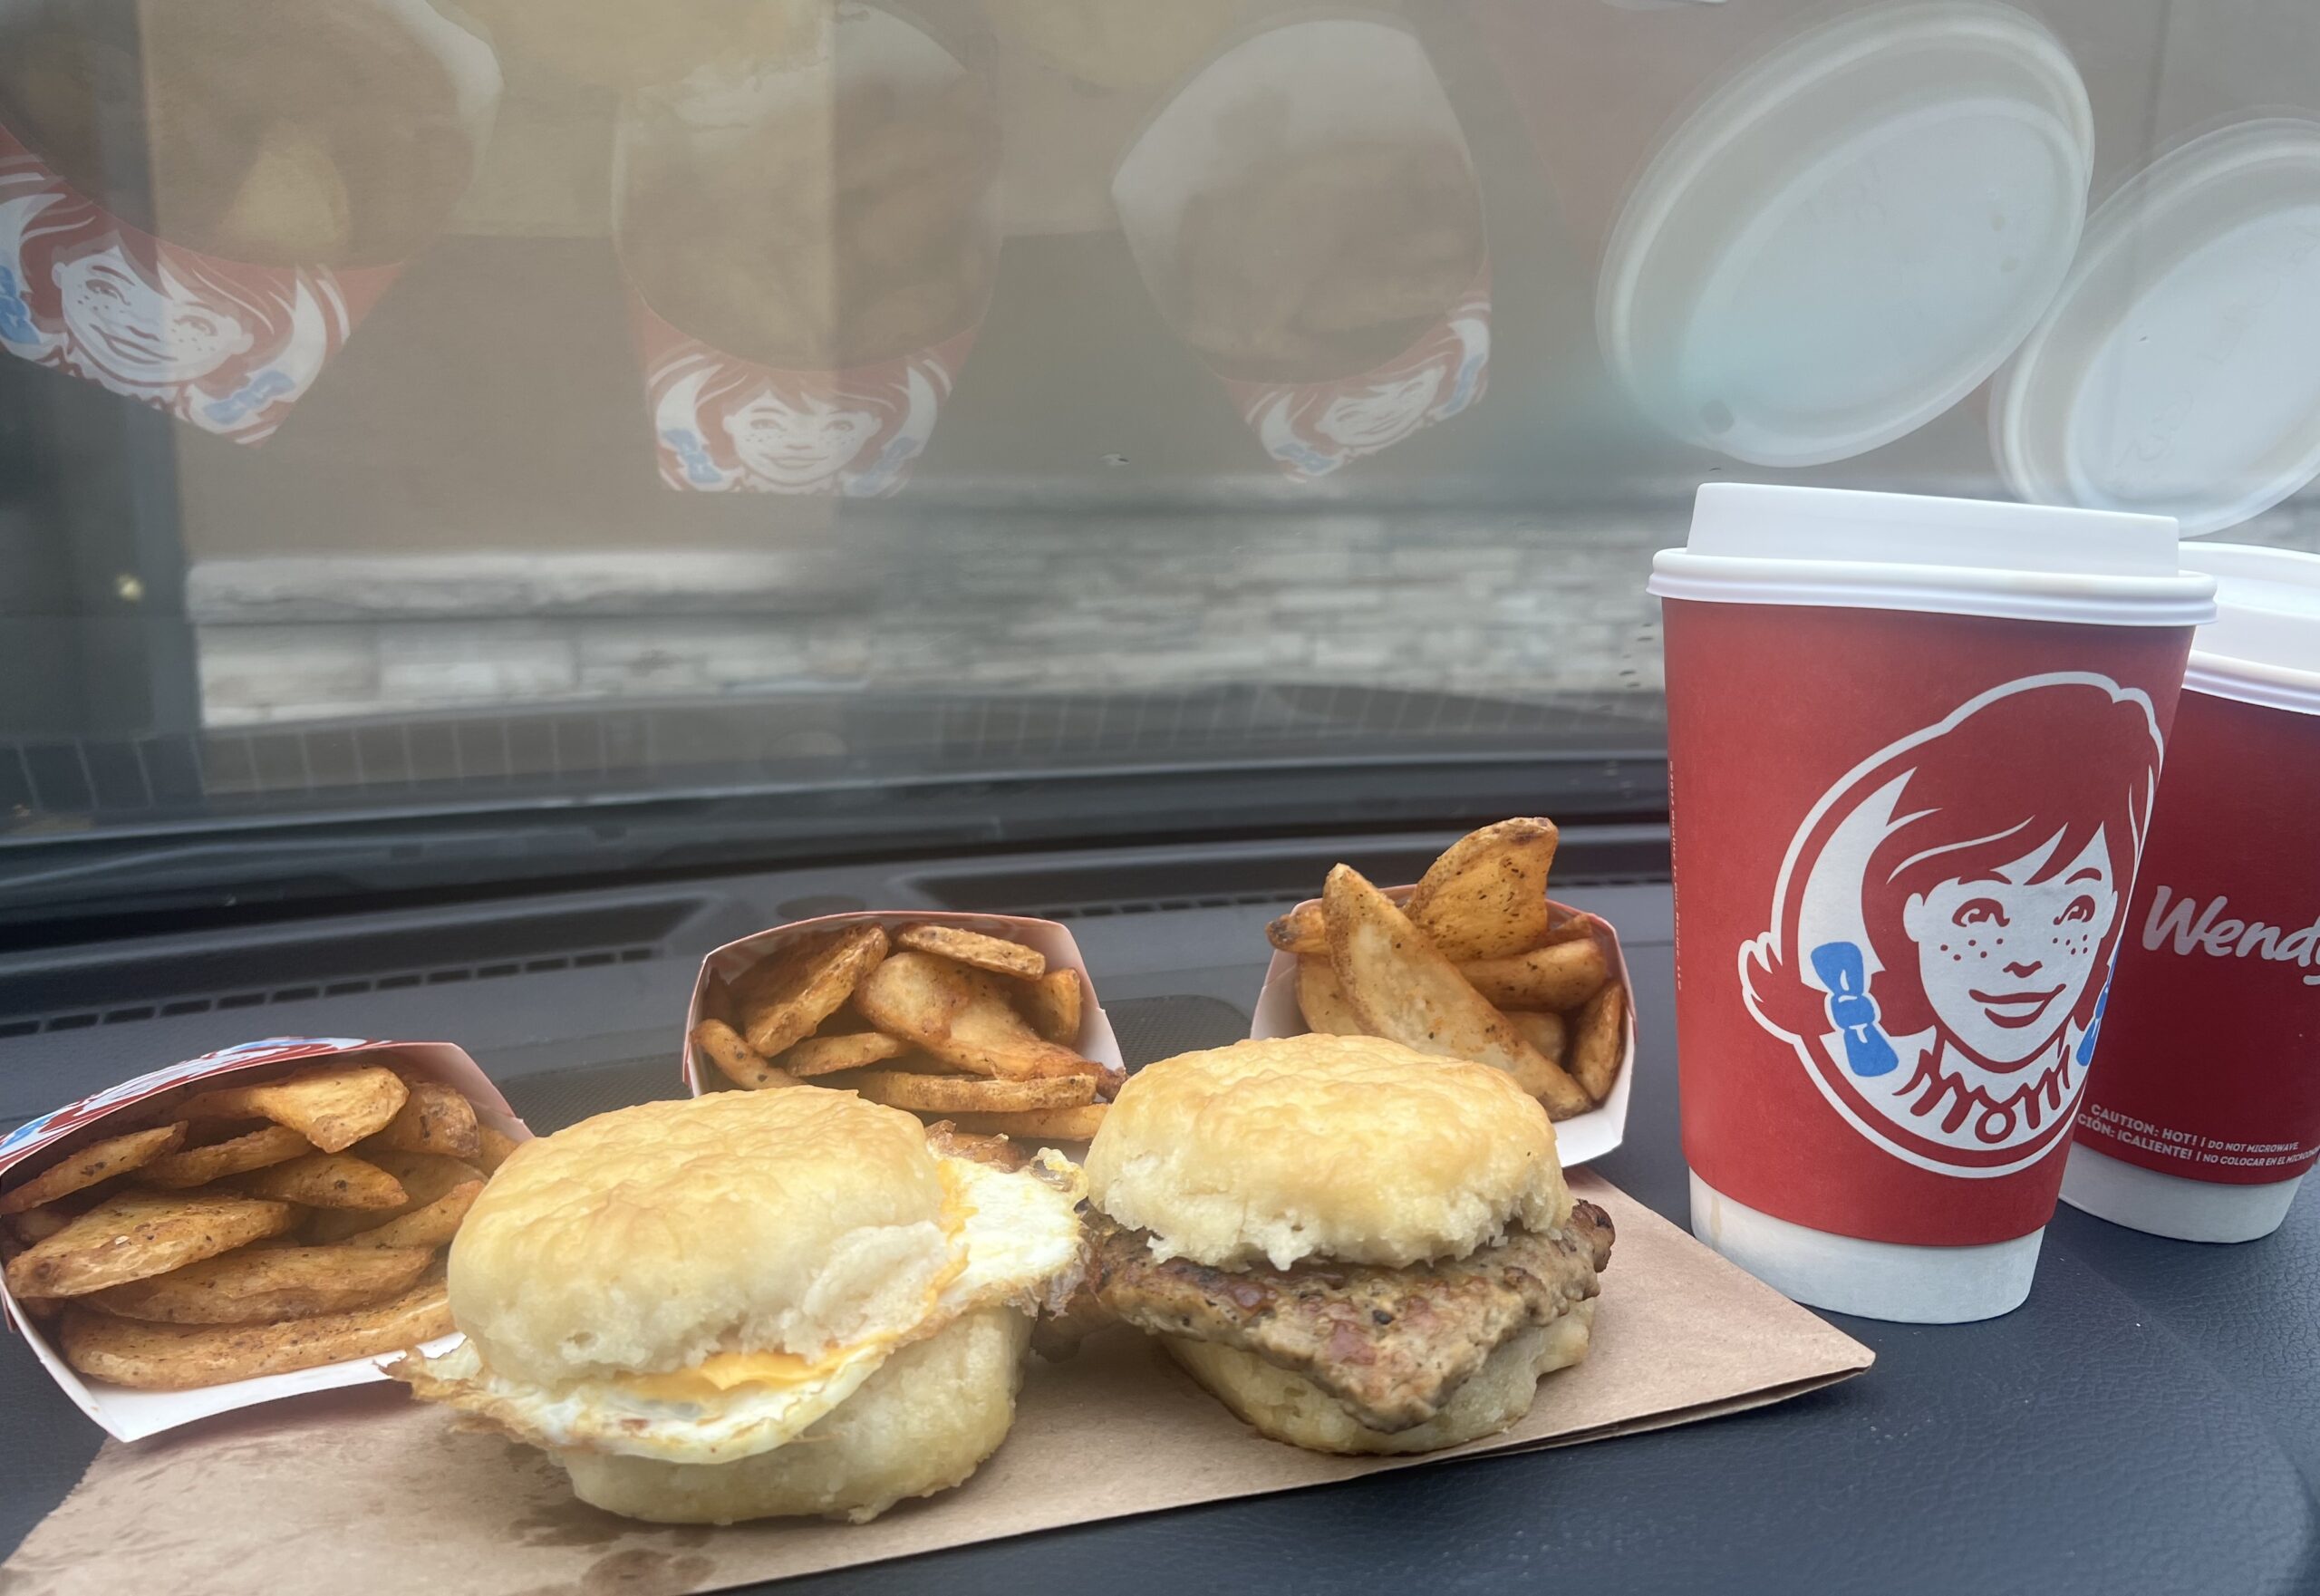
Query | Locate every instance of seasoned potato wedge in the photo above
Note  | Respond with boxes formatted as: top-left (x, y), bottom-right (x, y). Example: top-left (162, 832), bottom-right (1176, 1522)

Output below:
top-left (1457, 939), bottom-right (1610, 1012)
top-left (894, 924), bottom-right (1046, 980)
top-left (179, 1066), bottom-right (409, 1155)
top-left (782, 1030), bottom-right (908, 1078)
top-left (855, 952), bottom-right (1104, 1082)
top-left (1295, 955), bottom-right (1367, 1036)
top-left (840, 1069), bottom-right (1096, 1114)
top-left (364, 1080), bottom-right (481, 1159)
top-left (1265, 901), bottom-right (1329, 956)
top-left (0, 1123), bottom-right (186, 1215)
top-left (1324, 864), bottom-right (1590, 1118)
top-left (58, 1277), bottom-right (451, 1390)
top-left (474, 1123), bottom-right (522, 1173)
top-left (5, 1190), bottom-right (295, 1300)
top-left (691, 1019), bottom-right (798, 1091)
top-left (1503, 1010), bottom-right (1569, 1065)
top-left (1571, 981), bottom-right (1628, 1104)
top-left (92, 1244), bottom-right (434, 1325)
top-left (141, 1124), bottom-right (314, 1190)
top-left (237, 1154), bottom-right (407, 1210)
top-left (341, 1184), bottom-right (484, 1251)
top-left (735, 925), bottom-right (891, 1058)
top-left (1018, 968), bottom-right (1085, 1045)
top-left (1405, 817), bottom-right (1559, 962)
top-left (936, 1104), bottom-right (1109, 1143)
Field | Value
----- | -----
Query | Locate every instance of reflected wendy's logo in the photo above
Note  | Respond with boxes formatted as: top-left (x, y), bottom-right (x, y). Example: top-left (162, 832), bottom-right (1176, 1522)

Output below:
top-left (0, 125), bottom-right (373, 444)
top-left (1229, 279), bottom-right (1490, 481)
top-left (1738, 674), bottom-right (2163, 1178)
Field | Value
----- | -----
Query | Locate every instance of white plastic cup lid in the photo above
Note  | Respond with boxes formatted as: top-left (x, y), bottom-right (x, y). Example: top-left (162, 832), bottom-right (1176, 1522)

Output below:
top-left (2174, 541), bottom-right (2320, 713)
top-left (1991, 118), bottom-right (2320, 537)
top-left (1598, 2), bottom-right (2093, 468)
top-left (1648, 482), bottom-right (2215, 627)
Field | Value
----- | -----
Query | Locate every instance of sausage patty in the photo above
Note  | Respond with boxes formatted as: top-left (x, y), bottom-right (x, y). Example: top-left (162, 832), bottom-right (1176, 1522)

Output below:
top-left (1087, 1200), bottom-right (1612, 1433)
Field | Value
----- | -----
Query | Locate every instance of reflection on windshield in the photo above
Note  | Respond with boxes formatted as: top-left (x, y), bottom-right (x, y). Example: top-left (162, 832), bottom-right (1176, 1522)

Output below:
top-left (1991, 116), bottom-right (2320, 535)
top-left (618, 4), bottom-right (999, 495)
top-left (1113, 15), bottom-right (1489, 479)
top-left (0, 0), bottom-right (2315, 877)
top-left (1542, 0), bottom-right (2095, 469)
top-left (0, 0), bottom-right (496, 440)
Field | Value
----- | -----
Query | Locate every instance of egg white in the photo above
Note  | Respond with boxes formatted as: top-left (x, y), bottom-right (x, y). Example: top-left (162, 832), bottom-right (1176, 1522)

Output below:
top-left (399, 1151), bottom-right (1087, 1465)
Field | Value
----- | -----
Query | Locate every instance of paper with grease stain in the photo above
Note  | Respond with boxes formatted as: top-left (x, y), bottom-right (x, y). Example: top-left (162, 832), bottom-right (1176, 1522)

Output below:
top-left (2, 1175), bottom-right (1871, 1596)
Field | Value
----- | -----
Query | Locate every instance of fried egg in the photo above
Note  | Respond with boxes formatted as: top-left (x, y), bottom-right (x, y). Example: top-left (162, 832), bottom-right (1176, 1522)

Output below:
top-left (398, 1151), bottom-right (1086, 1465)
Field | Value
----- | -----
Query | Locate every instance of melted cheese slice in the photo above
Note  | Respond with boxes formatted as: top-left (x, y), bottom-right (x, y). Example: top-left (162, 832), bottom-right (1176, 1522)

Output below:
top-left (619, 1348), bottom-right (846, 1401)
top-left (616, 1175), bottom-right (979, 1404)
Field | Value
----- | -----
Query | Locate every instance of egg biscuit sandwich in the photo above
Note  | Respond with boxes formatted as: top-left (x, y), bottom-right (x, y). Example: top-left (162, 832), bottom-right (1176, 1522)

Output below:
top-left (398, 1088), bottom-right (1085, 1523)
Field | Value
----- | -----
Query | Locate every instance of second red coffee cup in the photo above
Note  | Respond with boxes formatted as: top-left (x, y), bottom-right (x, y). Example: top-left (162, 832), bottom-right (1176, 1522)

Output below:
top-left (2062, 543), bottom-right (2320, 1242)
top-left (1652, 484), bottom-right (2214, 1320)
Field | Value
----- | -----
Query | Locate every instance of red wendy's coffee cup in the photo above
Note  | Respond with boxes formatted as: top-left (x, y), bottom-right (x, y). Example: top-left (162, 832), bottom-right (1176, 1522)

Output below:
top-left (1650, 484), bottom-right (2215, 1321)
top-left (2062, 545), bottom-right (2320, 1243)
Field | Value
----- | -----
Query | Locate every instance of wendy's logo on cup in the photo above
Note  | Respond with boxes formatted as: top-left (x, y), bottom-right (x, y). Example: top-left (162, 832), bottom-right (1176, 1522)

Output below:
top-left (2138, 885), bottom-right (2320, 986)
top-left (1740, 673), bottom-right (2166, 1177)
top-left (0, 125), bottom-right (382, 444)
top-left (1224, 282), bottom-right (1491, 481)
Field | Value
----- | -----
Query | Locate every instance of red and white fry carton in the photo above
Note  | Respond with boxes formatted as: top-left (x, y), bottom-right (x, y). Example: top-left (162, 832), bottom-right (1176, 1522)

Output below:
top-left (1111, 15), bottom-right (1491, 481)
top-left (1248, 889), bottom-right (1637, 1169)
top-left (0, 0), bottom-right (499, 444)
top-left (0, 1037), bottom-right (530, 1443)
top-left (682, 914), bottom-right (1126, 1102)
top-left (2063, 544), bottom-right (2320, 1242)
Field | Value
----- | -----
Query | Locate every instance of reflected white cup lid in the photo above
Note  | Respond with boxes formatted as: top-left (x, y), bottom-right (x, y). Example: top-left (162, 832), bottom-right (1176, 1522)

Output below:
top-left (1599, 2), bottom-right (2092, 468)
top-left (2176, 542), bottom-right (2320, 714)
top-left (1649, 483), bottom-right (2214, 627)
top-left (1992, 119), bottom-right (2320, 537)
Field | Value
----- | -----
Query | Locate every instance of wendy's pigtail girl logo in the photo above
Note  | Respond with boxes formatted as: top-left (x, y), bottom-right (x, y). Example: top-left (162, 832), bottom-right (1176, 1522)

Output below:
top-left (1232, 282), bottom-right (1493, 481)
top-left (0, 126), bottom-right (386, 445)
top-left (1740, 674), bottom-right (2165, 1177)
top-left (636, 324), bottom-right (972, 498)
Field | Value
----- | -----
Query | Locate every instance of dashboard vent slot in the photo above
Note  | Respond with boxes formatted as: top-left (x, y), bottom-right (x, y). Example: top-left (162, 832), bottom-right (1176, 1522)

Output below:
top-left (0, 902), bottom-right (693, 1035)
top-left (917, 832), bottom-right (1669, 920)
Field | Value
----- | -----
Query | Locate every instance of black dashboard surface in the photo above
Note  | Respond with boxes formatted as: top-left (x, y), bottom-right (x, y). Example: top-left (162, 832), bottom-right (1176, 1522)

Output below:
top-left (0, 837), bottom-right (2314, 1594)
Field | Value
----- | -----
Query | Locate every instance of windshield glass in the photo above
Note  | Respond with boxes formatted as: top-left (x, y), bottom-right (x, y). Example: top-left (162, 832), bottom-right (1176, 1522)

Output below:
top-left (3, 0), bottom-right (2315, 924)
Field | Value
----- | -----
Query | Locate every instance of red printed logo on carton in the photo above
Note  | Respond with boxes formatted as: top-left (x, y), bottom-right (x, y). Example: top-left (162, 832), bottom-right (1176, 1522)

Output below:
top-left (1, 1036), bottom-right (527, 1440)
top-left (1738, 673), bottom-right (2163, 1178)
top-left (632, 293), bottom-right (976, 498)
top-left (0, 126), bottom-right (395, 444)
top-left (1221, 279), bottom-right (1490, 482)
top-left (0, 1037), bottom-right (371, 1175)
